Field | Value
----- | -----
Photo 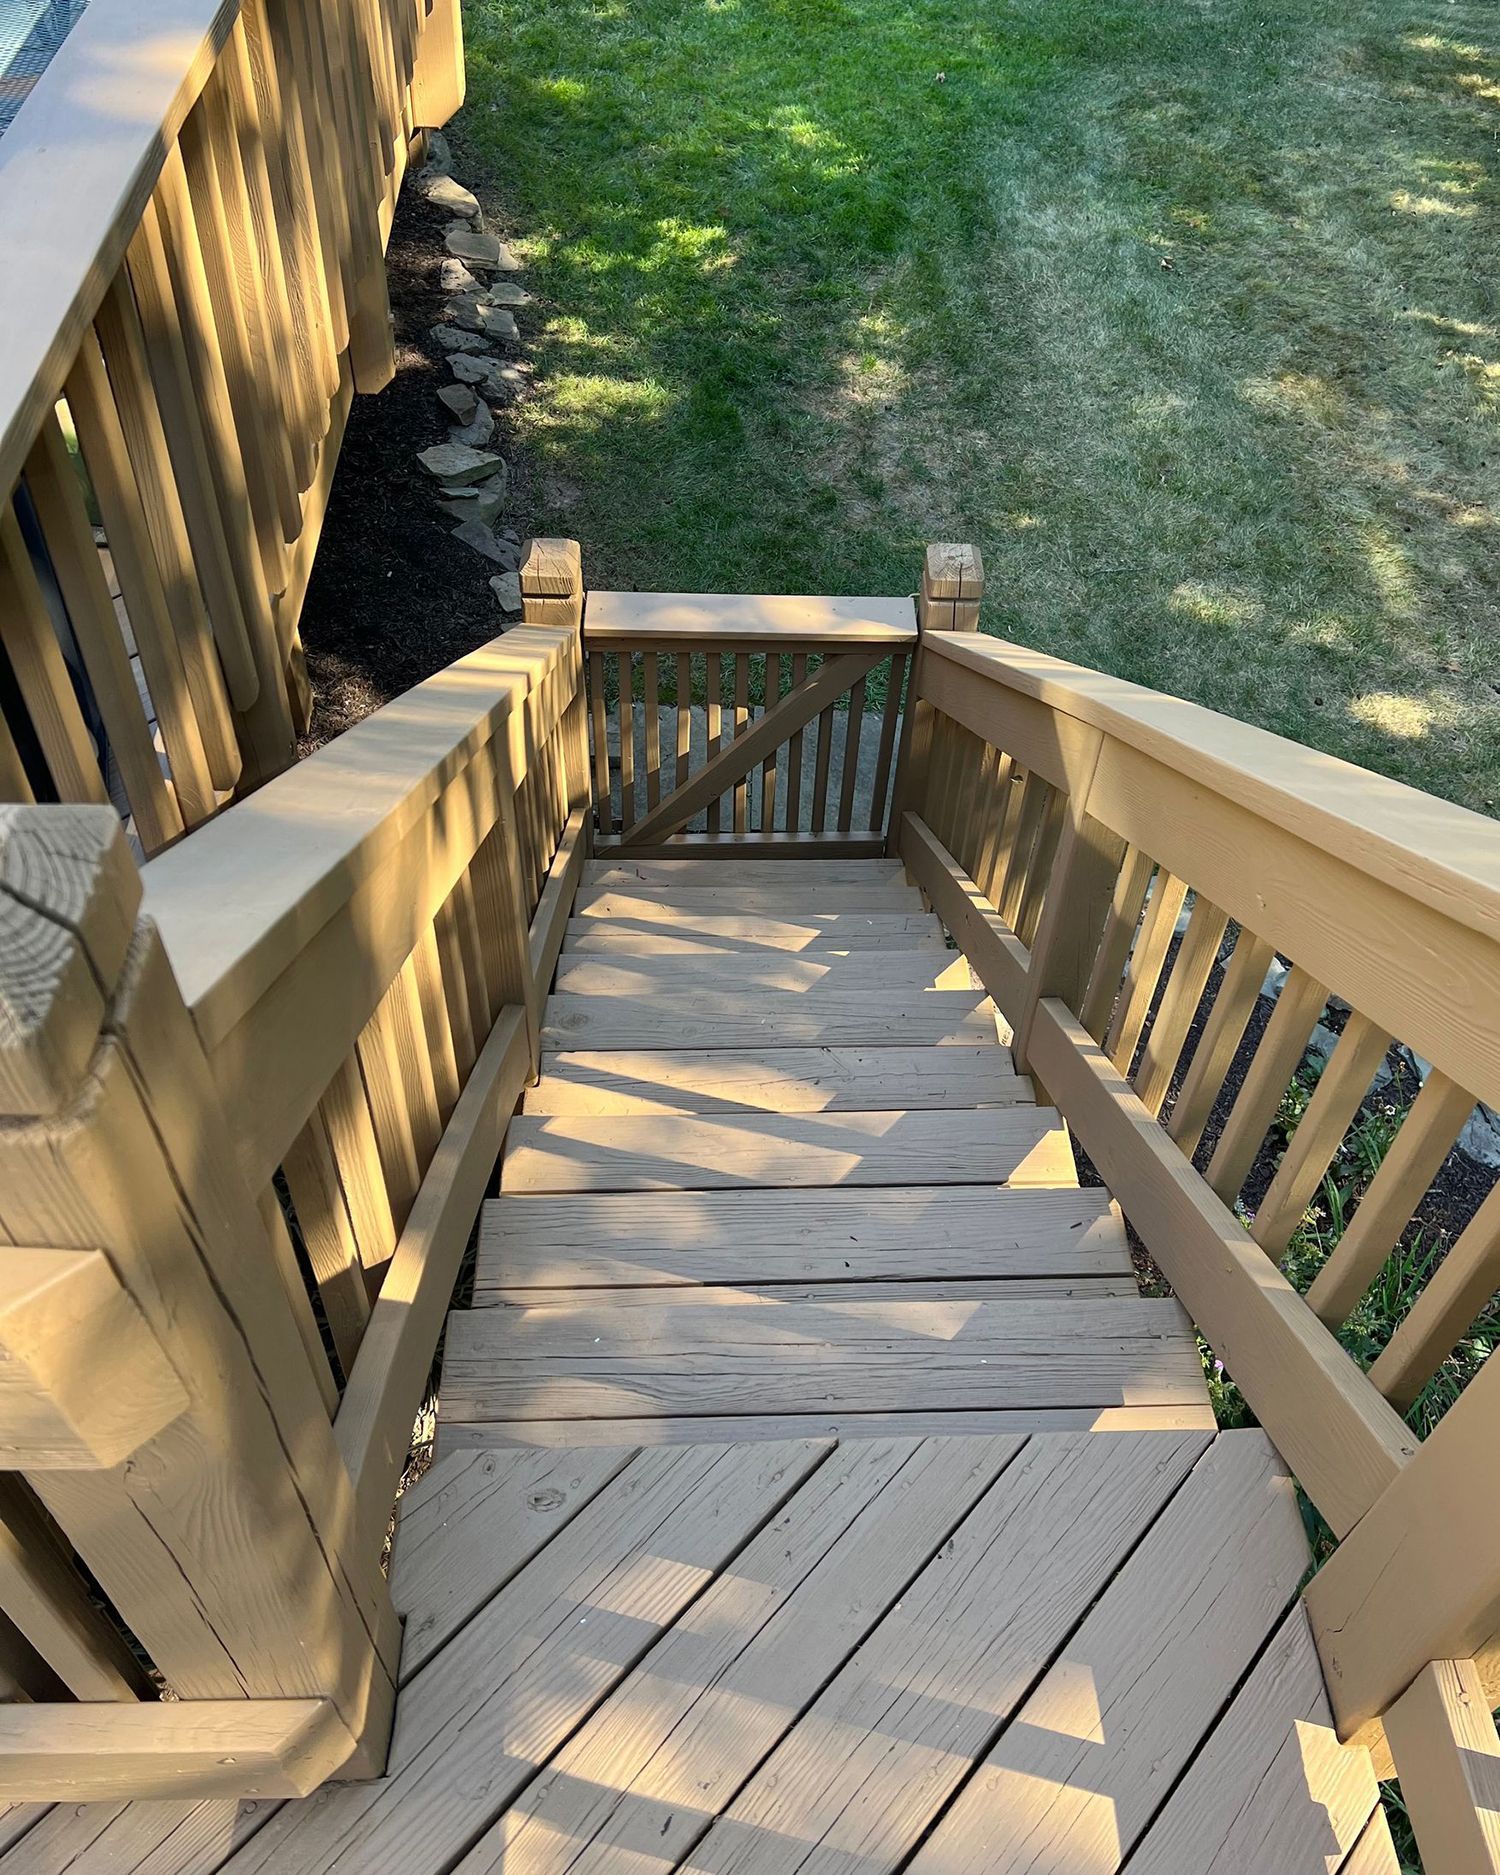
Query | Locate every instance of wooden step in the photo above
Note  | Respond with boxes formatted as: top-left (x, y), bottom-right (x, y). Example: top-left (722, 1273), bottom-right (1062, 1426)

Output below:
top-left (499, 1108), bottom-right (1075, 1192)
top-left (541, 987), bottom-right (1004, 1050)
top-left (438, 1294), bottom-right (1205, 1425)
top-left (575, 884), bottom-right (924, 919)
top-left (520, 1045), bottom-right (1027, 1114)
top-left (563, 912), bottom-right (945, 953)
top-left (583, 859), bottom-right (910, 889)
top-left (481, 1276), bottom-right (1140, 1306)
top-left (434, 1404), bottom-right (1220, 1451)
top-left (550, 952), bottom-right (974, 995)
top-left (475, 1187), bottom-right (1130, 1295)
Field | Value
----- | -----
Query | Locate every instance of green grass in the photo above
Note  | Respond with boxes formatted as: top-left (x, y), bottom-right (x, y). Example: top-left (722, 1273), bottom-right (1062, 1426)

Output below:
top-left (458, 0), bottom-right (1500, 813)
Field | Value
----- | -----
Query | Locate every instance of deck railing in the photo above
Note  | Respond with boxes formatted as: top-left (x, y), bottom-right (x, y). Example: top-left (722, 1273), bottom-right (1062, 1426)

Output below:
top-left (0, 543), bottom-right (586, 1801)
top-left (0, 0), bottom-right (463, 851)
top-left (886, 545), bottom-right (1500, 1875)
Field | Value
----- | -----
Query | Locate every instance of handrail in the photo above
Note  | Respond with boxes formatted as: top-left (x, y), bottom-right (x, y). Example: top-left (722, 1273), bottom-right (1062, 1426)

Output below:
top-left (584, 591), bottom-right (918, 647)
top-left (0, 0), bottom-right (237, 494)
top-left (0, 541), bottom-right (587, 1801)
top-left (889, 556), bottom-right (1500, 1875)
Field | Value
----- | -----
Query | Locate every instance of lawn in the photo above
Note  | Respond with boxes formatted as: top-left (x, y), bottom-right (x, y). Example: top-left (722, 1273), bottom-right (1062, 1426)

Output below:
top-left (458, 0), bottom-right (1500, 814)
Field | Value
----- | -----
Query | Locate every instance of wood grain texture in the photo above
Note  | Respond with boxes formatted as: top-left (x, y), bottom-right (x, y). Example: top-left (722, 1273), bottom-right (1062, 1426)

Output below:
top-left (499, 1107), bottom-right (1075, 1191)
top-left (522, 1045), bottom-right (1024, 1114)
top-left (439, 1294), bottom-right (1204, 1424)
top-left (453, 1436), bottom-right (1025, 1875)
top-left (574, 883), bottom-right (924, 918)
top-left (1384, 1658), bottom-right (1500, 1875)
top-left (584, 590), bottom-right (917, 647)
top-left (221, 1441), bottom-right (830, 1875)
top-left (562, 912), bottom-right (943, 952)
top-left (905, 1432), bottom-right (1309, 1875)
top-left (688, 1430), bottom-right (1209, 1875)
top-left (550, 952), bottom-right (974, 995)
top-left (541, 988), bottom-right (1002, 1051)
top-left (475, 1186), bottom-right (1128, 1291)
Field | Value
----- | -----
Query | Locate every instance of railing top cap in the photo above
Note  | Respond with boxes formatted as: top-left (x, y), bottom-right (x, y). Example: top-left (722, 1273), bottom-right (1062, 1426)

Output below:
top-left (926, 629), bottom-right (1500, 943)
top-left (584, 591), bottom-right (918, 647)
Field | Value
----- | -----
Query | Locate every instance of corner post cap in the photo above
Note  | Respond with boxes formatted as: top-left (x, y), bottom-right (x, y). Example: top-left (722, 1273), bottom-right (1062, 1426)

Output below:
top-left (920, 542), bottom-right (984, 631)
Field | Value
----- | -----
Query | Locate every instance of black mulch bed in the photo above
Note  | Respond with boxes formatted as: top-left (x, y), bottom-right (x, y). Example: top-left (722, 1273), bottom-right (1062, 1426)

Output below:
top-left (297, 172), bottom-right (536, 753)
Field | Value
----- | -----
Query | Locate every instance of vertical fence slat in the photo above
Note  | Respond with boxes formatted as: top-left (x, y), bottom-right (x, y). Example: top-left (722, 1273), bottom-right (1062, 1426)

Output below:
top-left (94, 273), bottom-right (242, 795)
top-left (588, 650), bottom-right (612, 836)
top-left (64, 330), bottom-right (219, 826)
top-left (643, 650), bottom-right (660, 811)
top-left (705, 651), bottom-right (722, 834)
top-left (282, 1115), bottom-right (375, 1375)
top-left (1204, 964), bottom-right (1329, 1204)
top-left (617, 650), bottom-right (635, 830)
top-left (733, 654), bottom-right (749, 835)
top-left (1103, 868), bottom-right (1188, 1072)
top-left (259, 1186), bottom-right (339, 1414)
top-left (1133, 896), bottom-right (1229, 1117)
top-left (23, 417), bottom-right (182, 850)
top-left (675, 651), bottom-right (692, 795)
top-left (867, 652), bottom-right (904, 835)
top-left (0, 506), bottom-right (110, 809)
top-left (786, 651), bottom-right (807, 834)
top-left (838, 672), bottom-right (865, 833)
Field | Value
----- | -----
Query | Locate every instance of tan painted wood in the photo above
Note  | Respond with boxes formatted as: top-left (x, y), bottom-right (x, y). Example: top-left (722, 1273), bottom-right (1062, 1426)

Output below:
top-left (906, 1432), bottom-right (1308, 1875)
top-left (1205, 963), bottom-right (1329, 1203)
top-left (1105, 869), bottom-right (1189, 1070)
top-left (575, 880), bottom-right (921, 918)
top-left (436, 1406), bottom-right (1219, 1454)
top-left (23, 417), bottom-right (182, 851)
top-left (1012, 800), bottom-right (1123, 1075)
top-left (0, 1246), bottom-right (188, 1468)
top-left (1124, 1602), bottom-right (1381, 1874)
top-left (541, 986), bottom-right (1002, 1051)
top-left (1165, 926), bottom-right (1275, 1155)
top-left (526, 807), bottom-right (589, 1021)
top-left (1133, 895), bottom-right (1229, 1115)
top-left (335, 1008), bottom-right (530, 1562)
top-left (563, 910), bottom-right (942, 952)
top-left (898, 812), bottom-right (1031, 1023)
top-left (1369, 1180), bottom-right (1500, 1409)
top-left (281, 1113), bottom-right (374, 1375)
top-left (64, 329), bottom-right (218, 825)
top-left (522, 1045), bottom-right (1025, 1114)
top-left (220, 1440), bottom-right (831, 1875)
top-left (1308, 1068), bottom-right (1476, 1329)
top-left (616, 652), bottom-right (884, 849)
top-left (585, 590), bottom-right (917, 647)
top-left (616, 647), bottom-right (635, 827)
top-left (868, 651), bottom-right (907, 832)
top-left (391, 1445), bottom-right (635, 1680)
top-left (584, 858), bottom-right (907, 887)
top-left (500, 1106), bottom-right (1074, 1192)
top-left (319, 1050), bottom-right (399, 1280)
top-left (1027, 998), bottom-right (1415, 1537)
top-left (476, 1185), bottom-right (1126, 1290)
top-left (1342, 1815), bottom-right (1404, 1874)
top-left (0, 506), bottom-right (110, 809)
top-left (94, 266), bottom-right (241, 792)
top-left (411, 925), bottom-right (460, 1122)
top-left (0, 0), bottom-right (239, 496)
top-left (0, 1699), bottom-right (358, 1802)
top-left (642, 650), bottom-right (661, 810)
top-left (440, 1295), bottom-right (1204, 1423)
top-left (1305, 1345), bottom-right (1500, 1733)
top-left (1078, 842), bottom-right (1154, 1041)
top-left (1384, 1659), bottom-right (1500, 1875)
top-left (0, 1476), bottom-right (149, 1700)
top-left (355, 977), bottom-right (424, 1228)
top-left (1251, 1011), bottom-right (1390, 1257)
top-left (687, 1430), bottom-right (1209, 1875)
top-left (455, 1435), bottom-right (1024, 1875)
top-left (551, 951), bottom-right (972, 995)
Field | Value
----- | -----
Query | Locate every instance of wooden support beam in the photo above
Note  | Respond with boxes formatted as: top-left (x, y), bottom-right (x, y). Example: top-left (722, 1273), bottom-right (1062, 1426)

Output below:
top-left (0, 1696), bottom-right (359, 1801)
top-left (918, 541), bottom-right (984, 632)
top-left (0, 1248), bottom-right (187, 1469)
top-left (1384, 1660), bottom-right (1500, 1875)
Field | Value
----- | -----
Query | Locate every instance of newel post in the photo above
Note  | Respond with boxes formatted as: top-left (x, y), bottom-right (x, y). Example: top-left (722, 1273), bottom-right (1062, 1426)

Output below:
top-left (0, 807), bottom-right (398, 1779)
top-left (521, 536), bottom-right (592, 818)
top-left (887, 542), bottom-right (984, 859)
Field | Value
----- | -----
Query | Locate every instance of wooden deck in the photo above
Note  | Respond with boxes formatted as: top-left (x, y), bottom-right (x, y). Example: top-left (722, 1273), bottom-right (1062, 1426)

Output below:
top-left (0, 859), bottom-right (1400, 1873)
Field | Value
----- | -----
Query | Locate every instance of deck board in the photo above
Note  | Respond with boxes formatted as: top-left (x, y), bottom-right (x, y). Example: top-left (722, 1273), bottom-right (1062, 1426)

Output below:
top-left (551, 950), bottom-right (976, 993)
top-left (500, 1108), bottom-right (1074, 1191)
top-left (439, 1294), bottom-right (1206, 1425)
top-left (475, 1186), bottom-right (1129, 1293)
top-left (521, 1044), bottom-right (1028, 1113)
top-left (562, 911), bottom-right (945, 952)
top-left (541, 987), bottom-right (1003, 1050)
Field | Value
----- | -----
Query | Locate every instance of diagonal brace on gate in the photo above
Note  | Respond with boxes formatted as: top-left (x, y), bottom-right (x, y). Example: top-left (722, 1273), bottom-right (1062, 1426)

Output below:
top-left (616, 649), bottom-right (887, 848)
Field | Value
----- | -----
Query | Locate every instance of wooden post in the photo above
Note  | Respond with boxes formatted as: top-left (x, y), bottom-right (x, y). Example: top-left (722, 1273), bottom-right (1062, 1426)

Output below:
top-left (521, 537), bottom-right (592, 820)
top-left (409, 0), bottom-right (465, 127)
top-left (919, 542), bottom-right (984, 632)
top-left (887, 542), bottom-right (982, 859)
top-left (0, 806), bottom-right (398, 1784)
